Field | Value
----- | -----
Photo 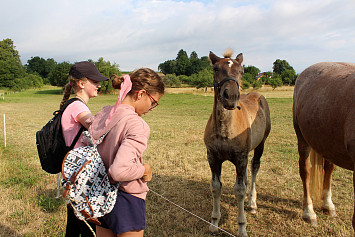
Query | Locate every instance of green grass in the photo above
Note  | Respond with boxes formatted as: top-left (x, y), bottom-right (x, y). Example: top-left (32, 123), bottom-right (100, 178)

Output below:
top-left (0, 86), bottom-right (353, 236)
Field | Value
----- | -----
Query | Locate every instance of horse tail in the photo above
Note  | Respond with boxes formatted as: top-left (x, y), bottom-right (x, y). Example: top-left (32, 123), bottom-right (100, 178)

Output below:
top-left (309, 148), bottom-right (325, 207)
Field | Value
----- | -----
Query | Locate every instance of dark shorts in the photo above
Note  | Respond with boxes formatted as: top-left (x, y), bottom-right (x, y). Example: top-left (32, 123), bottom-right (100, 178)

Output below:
top-left (98, 189), bottom-right (146, 234)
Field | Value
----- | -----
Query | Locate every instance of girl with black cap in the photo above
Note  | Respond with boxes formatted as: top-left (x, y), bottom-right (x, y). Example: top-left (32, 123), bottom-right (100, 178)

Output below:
top-left (60, 61), bottom-right (108, 237)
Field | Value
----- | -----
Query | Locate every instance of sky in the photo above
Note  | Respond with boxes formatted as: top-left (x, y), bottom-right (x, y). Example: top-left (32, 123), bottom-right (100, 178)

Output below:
top-left (1, 0), bottom-right (354, 73)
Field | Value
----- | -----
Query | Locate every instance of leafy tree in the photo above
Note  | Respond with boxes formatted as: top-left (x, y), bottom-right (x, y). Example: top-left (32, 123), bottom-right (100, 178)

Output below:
top-left (158, 50), bottom-right (212, 77)
top-left (158, 60), bottom-right (177, 75)
top-left (177, 75), bottom-right (191, 85)
top-left (200, 56), bottom-right (212, 70)
top-left (26, 56), bottom-right (57, 80)
top-left (242, 72), bottom-right (255, 84)
top-left (281, 68), bottom-right (297, 85)
top-left (0, 38), bottom-right (26, 88)
top-left (48, 62), bottom-right (72, 87)
top-left (176, 49), bottom-right (192, 76)
top-left (190, 51), bottom-right (201, 75)
top-left (267, 74), bottom-right (283, 89)
top-left (273, 59), bottom-right (294, 75)
top-left (273, 59), bottom-right (297, 85)
top-left (252, 79), bottom-right (263, 89)
top-left (241, 81), bottom-right (251, 90)
top-left (244, 65), bottom-right (260, 79)
top-left (190, 51), bottom-right (198, 60)
top-left (12, 74), bottom-right (43, 91)
top-left (93, 57), bottom-right (120, 94)
top-left (190, 68), bottom-right (213, 89)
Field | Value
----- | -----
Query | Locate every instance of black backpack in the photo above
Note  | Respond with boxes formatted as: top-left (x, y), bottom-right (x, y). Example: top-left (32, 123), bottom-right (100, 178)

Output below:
top-left (36, 98), bottom-right (85, 174)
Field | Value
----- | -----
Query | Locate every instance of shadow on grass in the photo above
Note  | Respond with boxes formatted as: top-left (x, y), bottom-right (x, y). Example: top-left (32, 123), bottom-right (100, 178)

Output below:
top-left (37, 188), bottom-right (65, 213)
top-left (0, 224), bottom-right (24, 237)
top-left (146, 174), bottom-right (301, 236)
top-left (35, 89), bottom-right (62, 95)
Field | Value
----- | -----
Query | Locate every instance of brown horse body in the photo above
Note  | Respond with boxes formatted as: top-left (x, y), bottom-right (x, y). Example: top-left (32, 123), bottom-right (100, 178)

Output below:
top-left (293, 62), bottom-right (355, 231)
top-left (204, 51), bottom-right (271, 237)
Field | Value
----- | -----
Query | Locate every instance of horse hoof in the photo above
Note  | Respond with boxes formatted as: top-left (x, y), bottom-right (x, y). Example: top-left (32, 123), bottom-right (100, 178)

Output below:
top-left (238, 229), bottom-right (248, 237)
top-left (323, 208), bottom-right (337, 218)
top-left (209, 224), bottom-right (219, 233)
top-left (302, 216), bottom-right (318, 226)
top-left (249, 208), bottom-right (257, 214)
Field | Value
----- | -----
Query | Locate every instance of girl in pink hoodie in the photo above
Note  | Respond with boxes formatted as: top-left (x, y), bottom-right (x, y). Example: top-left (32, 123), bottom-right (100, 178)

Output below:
top-left (88, 68), bottom-right (164, 237)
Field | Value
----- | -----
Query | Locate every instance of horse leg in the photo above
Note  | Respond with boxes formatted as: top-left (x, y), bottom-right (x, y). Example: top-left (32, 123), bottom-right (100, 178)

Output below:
top-left (248, 142), bottom-right (264, 214)
top-left (207, 150), bottom-right (223, 233)
top-left (295, 125), bottom-right (317, 226)
top-left (233, 155), bottom-right (248, 237)
top-left (322, 160), bottom-right (337, 217)
top-left (353, 169), bottom-right (355, 235)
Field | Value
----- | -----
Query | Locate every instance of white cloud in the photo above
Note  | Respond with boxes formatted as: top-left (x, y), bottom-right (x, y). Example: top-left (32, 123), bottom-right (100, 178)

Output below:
top-left (1, 0), bottom-right (354, 72)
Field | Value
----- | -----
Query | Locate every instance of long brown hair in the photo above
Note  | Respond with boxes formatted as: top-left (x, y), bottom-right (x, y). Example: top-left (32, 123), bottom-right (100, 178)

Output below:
top-left (110, 68), bottom-right (164, 96)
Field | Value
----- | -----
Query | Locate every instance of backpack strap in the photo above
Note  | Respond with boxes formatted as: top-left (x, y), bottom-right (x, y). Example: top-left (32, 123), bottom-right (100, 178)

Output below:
top-left (94, 129), bottom-right (111, 147)
top-left (61, 98), bottom-right (81, 112)
top-left (70, 126), bottom-right (85, 149)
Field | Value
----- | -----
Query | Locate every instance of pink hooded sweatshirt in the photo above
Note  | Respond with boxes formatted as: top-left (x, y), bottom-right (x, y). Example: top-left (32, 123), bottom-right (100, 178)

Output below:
top-left (87, 104), bottom-right (150, 200)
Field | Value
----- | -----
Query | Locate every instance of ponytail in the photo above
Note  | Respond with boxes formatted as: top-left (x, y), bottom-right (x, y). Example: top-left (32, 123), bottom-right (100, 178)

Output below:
top-left (110, 68), bottom-right (164, 95)
top-left (60, 82), bottom-right (72, 109)
top-left (111, 74), bottom-right (124, 90)
top-left (59, 76), bottom-right (86, 109)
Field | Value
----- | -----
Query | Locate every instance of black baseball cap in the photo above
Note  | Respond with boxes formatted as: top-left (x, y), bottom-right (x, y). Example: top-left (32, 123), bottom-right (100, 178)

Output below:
top-left (70, 61), bottom-right (108, 82)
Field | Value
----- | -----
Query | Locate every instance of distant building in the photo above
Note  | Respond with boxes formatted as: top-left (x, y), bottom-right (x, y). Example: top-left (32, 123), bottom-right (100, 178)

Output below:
top-left (256, 72), bottom-right (271, 80)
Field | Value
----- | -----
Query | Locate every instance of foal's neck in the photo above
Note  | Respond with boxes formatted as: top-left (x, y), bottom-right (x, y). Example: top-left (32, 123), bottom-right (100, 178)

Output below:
top-left (212, 100), bottom-right (235, 137)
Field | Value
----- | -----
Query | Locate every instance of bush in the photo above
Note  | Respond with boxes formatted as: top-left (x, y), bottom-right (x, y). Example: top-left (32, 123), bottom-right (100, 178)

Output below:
top-left (163, 74), bottom-right (182, 88)
top-left (241, 81), bottom-right (250, 89)
top-left (190, 68), bottom-right (213, 89)
top-left (252, 79), bottom-right (263, 89)
top-left (242, 73), bottom-right (255, 84)
top-left (11, 74), bottom-right (43, 91)
top-left (177, 75), bottom-right (190, 84)
top-left (267, 75), bottom-right (283, 89)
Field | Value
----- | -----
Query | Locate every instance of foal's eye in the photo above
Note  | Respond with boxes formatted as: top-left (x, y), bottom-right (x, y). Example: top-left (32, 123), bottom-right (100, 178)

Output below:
top-left (213, 67), bottom-right (219, 72)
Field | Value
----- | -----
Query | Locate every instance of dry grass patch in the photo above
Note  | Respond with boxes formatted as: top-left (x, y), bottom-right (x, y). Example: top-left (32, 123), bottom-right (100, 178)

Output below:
top-left (0, 86), bottom-right (353, 236)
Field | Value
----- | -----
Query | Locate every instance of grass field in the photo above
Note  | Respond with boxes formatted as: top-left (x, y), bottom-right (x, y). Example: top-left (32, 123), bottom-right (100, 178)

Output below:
top-left (0, 86), bottom-right (353, 237)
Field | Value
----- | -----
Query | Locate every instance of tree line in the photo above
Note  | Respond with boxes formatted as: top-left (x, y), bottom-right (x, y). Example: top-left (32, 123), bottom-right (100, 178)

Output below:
top-left (159, 49), bottom-right (298, 89)
top-left (1, 38), bottom-right (297, 92)
top-left (0, 38), bottom-right (120, 93)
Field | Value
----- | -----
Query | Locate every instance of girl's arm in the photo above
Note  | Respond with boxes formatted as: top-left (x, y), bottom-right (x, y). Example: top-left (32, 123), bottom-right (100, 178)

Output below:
top-left (76, 111), bottom-right (93, 129)
top-left (109, 119), bottom-right (149, 182)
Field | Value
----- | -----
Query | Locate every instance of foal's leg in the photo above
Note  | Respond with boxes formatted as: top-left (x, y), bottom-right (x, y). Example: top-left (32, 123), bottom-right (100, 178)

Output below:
top-left (232, 155), bottom-right (248, 237)
top-left (322, 160), bottom-right (336, 217)
top-left (248, 142), bottom-right (264, 214)
top-left (207, 151), bottom-right (223, 233)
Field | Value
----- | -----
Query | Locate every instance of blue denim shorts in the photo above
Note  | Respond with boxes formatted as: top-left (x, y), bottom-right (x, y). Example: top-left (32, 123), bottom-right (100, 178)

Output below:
top-left (98, 189), bottom-right (146, 234)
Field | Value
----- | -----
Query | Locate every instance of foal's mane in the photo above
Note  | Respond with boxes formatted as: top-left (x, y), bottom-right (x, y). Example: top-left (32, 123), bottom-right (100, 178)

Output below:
top-left (223, 48), bottom-right (234, 58)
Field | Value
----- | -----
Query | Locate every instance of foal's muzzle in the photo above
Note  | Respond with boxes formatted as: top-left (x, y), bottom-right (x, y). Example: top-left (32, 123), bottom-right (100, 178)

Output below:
top-left (213, 77), bottom-right (240, 91)
top-left (214, 77), bottom-right (241, 110)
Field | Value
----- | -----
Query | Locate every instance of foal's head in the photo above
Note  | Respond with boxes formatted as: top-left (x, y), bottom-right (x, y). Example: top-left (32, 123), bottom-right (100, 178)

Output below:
top-left (209, 50), bottom-right (244, 110)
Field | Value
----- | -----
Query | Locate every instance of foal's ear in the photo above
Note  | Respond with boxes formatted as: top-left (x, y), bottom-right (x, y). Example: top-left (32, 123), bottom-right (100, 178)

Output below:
top-left (235, 53), bottom-right (243, 65)
top-left (209, 51), bottom-right (220, 65)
